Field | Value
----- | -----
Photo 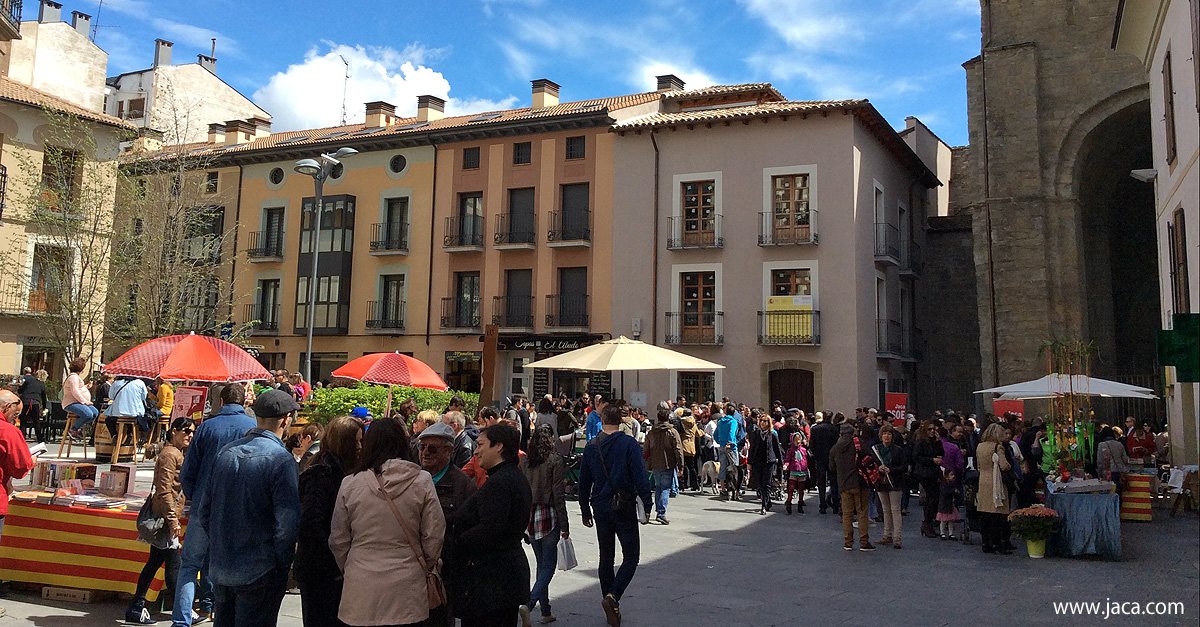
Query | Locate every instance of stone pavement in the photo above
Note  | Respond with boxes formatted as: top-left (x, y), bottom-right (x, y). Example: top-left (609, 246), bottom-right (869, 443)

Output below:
top-left (1, 472), bottom-right (1197, 626)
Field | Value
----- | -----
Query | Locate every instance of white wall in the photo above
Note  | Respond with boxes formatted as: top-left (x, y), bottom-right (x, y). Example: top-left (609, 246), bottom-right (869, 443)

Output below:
top-left (8, 21), bottom-right (107, 113)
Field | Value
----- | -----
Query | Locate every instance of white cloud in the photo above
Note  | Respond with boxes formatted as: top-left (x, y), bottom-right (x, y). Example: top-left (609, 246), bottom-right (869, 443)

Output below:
top-left (497, 41), bottom-right (535, 79)
top-left (736, 0), bottom-right (862, 51)
top-left (102, 0), bottom-right (241, 57)
top-left (253, 42), bottom-right (516, 131)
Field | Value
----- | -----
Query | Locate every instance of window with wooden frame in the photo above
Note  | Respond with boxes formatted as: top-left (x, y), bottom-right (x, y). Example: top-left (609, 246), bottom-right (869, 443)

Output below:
top-left (513, 141), bottom-right (532, 165)
top-left (1164, 49), bottom-right (1178, 165)
top-left (771, 173), bottom-right (811, 242)
top-left (1168, 208), bottom-right (1191, 314)
top-left (680, 271), bottom-right (716, 343)
top-left (205, 171), bottom-right (219, 194)
top-left (772, 268), bottom-right (811, 296)
top-left (565, 136), bottom-right (585, 160)
top-left (681, 181), bottom-right (716, 247)
top-left (463, 146), bottom-right (480, 170)
top-left (127, 97), bottom-right (145, 119)
top-left (41, 146), bottom-right (79, 211)
top-left (678, 372), bottom-right (715, 404)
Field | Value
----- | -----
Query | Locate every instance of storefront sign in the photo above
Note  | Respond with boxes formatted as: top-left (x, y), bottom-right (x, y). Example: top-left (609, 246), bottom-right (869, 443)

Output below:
top-left (446, 351), bottom-right (482, 363)
top-left (886, 392), bottom-right (907, 427)
top-left (496, 335), bottom-right (602, 352)
top-left (992, 399), bottom-right (1024, 419)
top-left (590, 371), bottom-right (612, 397)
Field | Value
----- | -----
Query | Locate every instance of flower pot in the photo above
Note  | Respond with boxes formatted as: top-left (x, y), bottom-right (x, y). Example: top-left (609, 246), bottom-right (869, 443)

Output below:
top-left (1026, 539), bottom-right (1046, 559)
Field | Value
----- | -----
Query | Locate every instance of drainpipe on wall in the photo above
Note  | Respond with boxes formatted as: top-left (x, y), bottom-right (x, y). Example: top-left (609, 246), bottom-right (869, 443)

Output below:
top-left (425, 137), bottom-right (439, 347)
top-left (650, 131), bottom-right (660, 346)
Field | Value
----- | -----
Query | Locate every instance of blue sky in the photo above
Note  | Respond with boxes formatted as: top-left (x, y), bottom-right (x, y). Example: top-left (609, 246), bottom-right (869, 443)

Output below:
top-left (89, 0), bottom-right (981, 145)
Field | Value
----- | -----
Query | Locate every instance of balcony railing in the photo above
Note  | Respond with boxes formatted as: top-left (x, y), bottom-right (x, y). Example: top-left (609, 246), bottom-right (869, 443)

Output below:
top-left (444, 215), bottom-right (485, 249)
top-left (440, 297), bottom-right (480, 329)
top-left (900, 239), bottom-right (923, 276)
top-left (243, 303), bottom-right (280, 333)
top-left (758, 210), bottom-right (817, 245)
top-left (757, 310), bottom-right (820, 345)
top-left (665, 311), bottom-right (724, 345)
top-left (366, 299), bottom-right (406, 331)
top-left (1, 1), bottom-right (21, 40)
top-left (494, 213), bottom-right (537, 248)
top-left (545, 294), bottom-right (589, 328)
top-left (0, 164), bottom-right (8, 220)
top-left (492, 295), bottom-right (534, 328)
top-left (875, 223), bottom-right (900, 264)
top-left (370, 221), bottom-right (409, 253)
top-left (667, 214), bottom-right (723, 249)
top-left (0, 279), bottom-right (41, 314)
top-left (247, 230), bottom-right (285, 259)
top-left (876, 318), bottom-right (903, 356)
top-left (547, 210), bottom-right (591, 245)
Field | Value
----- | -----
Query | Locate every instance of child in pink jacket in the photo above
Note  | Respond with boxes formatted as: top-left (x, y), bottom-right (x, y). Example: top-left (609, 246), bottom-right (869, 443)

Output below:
top-left (783, 432), bottom-right (809, 514)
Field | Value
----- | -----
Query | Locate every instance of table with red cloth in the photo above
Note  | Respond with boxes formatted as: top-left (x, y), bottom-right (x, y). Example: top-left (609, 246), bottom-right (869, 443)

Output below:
top-left (0, 501), bottom-right (182, 601)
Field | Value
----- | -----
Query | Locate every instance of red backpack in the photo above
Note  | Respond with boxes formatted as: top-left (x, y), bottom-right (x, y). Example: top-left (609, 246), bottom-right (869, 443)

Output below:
top-left (853, 437), bottom-right (880, 486)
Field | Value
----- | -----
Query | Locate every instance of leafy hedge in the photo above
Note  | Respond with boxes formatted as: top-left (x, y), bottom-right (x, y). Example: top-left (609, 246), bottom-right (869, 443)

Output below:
top-left (307, 382), bottom-right (479, 425)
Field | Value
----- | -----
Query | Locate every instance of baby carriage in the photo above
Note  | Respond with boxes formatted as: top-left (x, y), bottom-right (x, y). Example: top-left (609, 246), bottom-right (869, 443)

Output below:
top-left (962, 468), bottom-right (981, 545)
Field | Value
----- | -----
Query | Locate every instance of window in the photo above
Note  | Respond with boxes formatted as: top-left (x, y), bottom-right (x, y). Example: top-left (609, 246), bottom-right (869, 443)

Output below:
top-left (378, 274), bottom-right (406, 326)
top-left (29, 244), bottom-right (68, 313)
top-left (678, 372), bottom-right (715, 404)
top-left (457, 192), bottom-right (484, 244)
top-left (463, 147), bottom-right (480, 169)
top-left (680, 271), bottom-right (716, 343)
top-left (389, 154), bottom-right (407, 173)
top-left (1169, 208), bottom-right (1191, 313)
top-left (771, 174), bottom-right (811, 241)
top-left (557, 183), bottom-right (590, 240)
top-left (296, 275), bottom-right (344, 329)
top-left (269, 167), bottom-right (285, 185)
top-left (41, 146), bottom-right (79, 210)
top-left (1163, 50), bottom-right (1178, 165)
top-left (772, 269), bottom-right (811, 296)
top-left (256, 279), bottom-right (280, 328)
top-left (513, 141), bottom-right (531, 165)
top-left (555, 267), bottom-right (588, 326)
top-left (455, 272), bottom-right (481, 327)
top-left (507, 187), bottom-right (535, 243)
top-left (379, 197), bottom-right (409, 249)
top-left (301, 195), bottom-right (355, 253)
top-left (126, 97), bottom-right (145, 119)
top-left (116, 100), bottom-right (124, 119)
top-left (502, 269), bottom-right (533, 326)
top-left (182, 278), bottom-right (219, 332)
top-left (681, 181), bottom-right (716, 246)
top-left (565, 136), bottom-right (585, 160)
top-left (330, 163), bottom-right (344, 180)
top-left (183, 206), bottom-right (223, 263)
top-left (205, 171), bottom-right (219, 194)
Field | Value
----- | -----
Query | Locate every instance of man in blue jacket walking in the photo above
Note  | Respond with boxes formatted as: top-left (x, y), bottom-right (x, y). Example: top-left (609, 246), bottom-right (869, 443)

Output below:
top-left (584, 395), bottom-right (607, 442)
top-left (172, 384), bottom-right (257, 627)
top-left (714, 408), bottom-right (746, 500)
top-left (578, 404), bottom-right (651, 627)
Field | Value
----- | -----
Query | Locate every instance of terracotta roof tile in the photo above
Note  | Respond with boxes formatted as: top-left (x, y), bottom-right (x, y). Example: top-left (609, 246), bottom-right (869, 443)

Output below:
top-left (660, 83), bottom-right (785, 102)
top-left (0, 77), bottom-right (134, 129)
top-left (613, 99), bottom-right (869, 131)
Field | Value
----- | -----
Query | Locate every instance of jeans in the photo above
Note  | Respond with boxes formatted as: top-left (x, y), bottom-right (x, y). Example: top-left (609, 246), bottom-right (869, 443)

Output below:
top-left (868, 488), bottom-right (880, 519)
top-left (594, 510), bottom-right (640, 602)
top-left (212, 566), bottom-right (288, 627)
top-left (172, 538), bottom-right (214, 627)
top-left (67, 403), bottom-right (100, 431)
top-left (840, 487), bottom-right (870, 547)
top-left (528, 527), bottom-right (560, 617)
top-left (879, 490), bottom-right (902, 542)
top-left (132, 545), bottom-right (181, 612)
top-left (651, 470), bottom-right (674, 517)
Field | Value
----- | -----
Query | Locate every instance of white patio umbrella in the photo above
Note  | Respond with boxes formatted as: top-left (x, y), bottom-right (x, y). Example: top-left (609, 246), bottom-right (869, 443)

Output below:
top-left (974, 373), bottom-right (1157, 400)
top-left (524, 336), bottom-right (724, 398)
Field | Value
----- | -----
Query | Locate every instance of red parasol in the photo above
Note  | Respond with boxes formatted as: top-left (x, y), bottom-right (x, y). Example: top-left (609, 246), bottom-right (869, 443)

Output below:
top-left (331, 352), bottom-right (448, 390)
top-left (103, 333), bottom-right (271, 382)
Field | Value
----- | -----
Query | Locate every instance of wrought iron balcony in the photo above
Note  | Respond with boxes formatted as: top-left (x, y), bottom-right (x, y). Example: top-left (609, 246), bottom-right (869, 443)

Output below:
top-left (545, 294), bottom-right (589, 329)
top-left (247, 230), bottom-right (285, 259)
top-left (444, 215), bottom-right (485, 250)
top-left (494, 213), bottom-right (537, 249)
top-left (547, 210), bottom-right (591, 246)
top-left (370, 221), bottom-right (409, 254)
top-left (492, 295), bottom-right (535, 329)
top-left (366, 299), bottom-right (406, 331)
top-left (757, 310), bottom-right (820, 345)
top-left (665, 311), bottom-right (724, 345)
top-left (876, 318), bottom-right (903, 357)
top-left (0, 279), bottom-right (44, 315)
top-left (440, 297), bottom-right (480, 330)
top-left (0, 1), bottom-right (21, 41)
top-left (875, 223), bottom-right (900, 264)
top-left (667, 214), bottom-right (724, 249)
top-left (243, 303), bottom-right (280, 333)
top-left (900, 239), bottom-right (923, 276)
top-left (758, 210), bottom-right (817, 245)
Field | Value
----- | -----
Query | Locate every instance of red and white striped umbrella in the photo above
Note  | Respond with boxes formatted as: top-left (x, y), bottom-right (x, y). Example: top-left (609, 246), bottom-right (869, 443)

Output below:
top-left (103, 333), bottom-right (271, 382)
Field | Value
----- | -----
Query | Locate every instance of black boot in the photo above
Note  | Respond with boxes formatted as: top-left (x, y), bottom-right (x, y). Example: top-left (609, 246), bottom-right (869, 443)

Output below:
top-left (125, 598), bottom-right (154, 625)
top-left (785, 501), bottom-right (792, 515)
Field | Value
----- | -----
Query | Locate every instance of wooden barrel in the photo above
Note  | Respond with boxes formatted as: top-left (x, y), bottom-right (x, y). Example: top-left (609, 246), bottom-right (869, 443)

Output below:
top-left (1120, 473), bottom-right (1152, 521)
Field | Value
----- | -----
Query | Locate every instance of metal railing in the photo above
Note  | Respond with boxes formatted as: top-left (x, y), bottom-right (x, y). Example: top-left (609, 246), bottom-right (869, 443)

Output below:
top-left (757, 310), bottom-right (820, 345)
top-left (901, 239), bottom-right (923, 275)
top-left (370, 221), bottom-right (409, 253)
top-left (667, 214), bottom-right (723, 249)
top-left (665, 311), bottom-right (723, 345)
top-left (444, 215), bottom-right (485, 248)
top-left (875, 223), bottom-right (900, 262)
top-left (0, 164), bottom-right (7, 220)
top-left (758, 210), bottom-right (816, 245)
top-left (877, 318), bottom-right (903, 355)
top-left (545, 294), bottom-right (589, 328)
top-left (492, 295), bottom-right (534, 328)
top-left (247, 230), bottom-right (285, 258)
top-left (243, 303), bottom-right (280, 332)
top-left (440, 297), bottom-right (480, 329)
top-left (1, 1), bottom-right (21, 35)
top-left (547, 210), bottom-right (591, 243)
top-left (366, 299), bottom-right (406, 330)
top-left (494, 213), bottom-right (537, 246)
top-left (0, 279), bottom-right (33, 314)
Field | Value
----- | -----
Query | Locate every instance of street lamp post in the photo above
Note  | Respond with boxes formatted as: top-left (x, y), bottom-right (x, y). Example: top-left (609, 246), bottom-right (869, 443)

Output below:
top-left (295, 147), bottom-right (357, 386)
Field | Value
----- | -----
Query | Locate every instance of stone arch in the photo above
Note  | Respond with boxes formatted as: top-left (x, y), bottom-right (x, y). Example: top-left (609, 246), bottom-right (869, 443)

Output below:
top-left (759, 359), bottom-right (822, 411)
top-left (1051, 84), bottom-right (1150, 200)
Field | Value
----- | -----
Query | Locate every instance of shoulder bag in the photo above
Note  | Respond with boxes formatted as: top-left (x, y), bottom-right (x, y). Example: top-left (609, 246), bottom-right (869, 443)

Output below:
top-left (135, 496), bottom-right (171, 549)
top-left (374, 472), bottom-right (447, 609)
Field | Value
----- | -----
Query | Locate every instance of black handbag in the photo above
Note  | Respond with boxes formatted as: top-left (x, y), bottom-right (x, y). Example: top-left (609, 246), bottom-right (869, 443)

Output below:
top-left (595, 440), bottom-right (635, 512)
top-left (135, 497), bottom-right (171, 549)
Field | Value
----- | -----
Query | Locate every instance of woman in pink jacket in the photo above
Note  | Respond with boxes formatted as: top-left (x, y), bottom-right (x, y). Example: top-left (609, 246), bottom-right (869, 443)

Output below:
top-left (63, 358), bottom-right (99, 441)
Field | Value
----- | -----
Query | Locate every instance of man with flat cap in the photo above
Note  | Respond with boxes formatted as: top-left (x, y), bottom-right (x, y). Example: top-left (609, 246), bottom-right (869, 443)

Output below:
top-left (417, 421), bottom-right (476, 627)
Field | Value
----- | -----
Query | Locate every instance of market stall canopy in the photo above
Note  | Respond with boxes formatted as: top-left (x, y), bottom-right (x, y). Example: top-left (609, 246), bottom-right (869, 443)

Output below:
top-left (331, 352), bottom-right (449, 390)
top-left (524, 336), bottom-right (725, 371)
top-left (103, 333), bottom-right (271, 382)
top-left (975, 374), bottom-right (1157, 400)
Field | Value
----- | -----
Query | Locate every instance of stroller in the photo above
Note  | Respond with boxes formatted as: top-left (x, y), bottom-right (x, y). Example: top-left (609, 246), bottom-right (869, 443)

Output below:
top-left (962, 469), bottom-right (981, 545)
top-left (559, 430), bottom-right (585, 498)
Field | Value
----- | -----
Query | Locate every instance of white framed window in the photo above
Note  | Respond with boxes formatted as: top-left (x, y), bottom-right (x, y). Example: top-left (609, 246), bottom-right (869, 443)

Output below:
top-left (670, 171), bottom-right (723, 247)
top-left (761, 164), bottom-right (818, 244)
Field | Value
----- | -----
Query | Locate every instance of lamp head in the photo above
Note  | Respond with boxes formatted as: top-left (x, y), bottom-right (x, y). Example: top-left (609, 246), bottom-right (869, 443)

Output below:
top-left (294, 159), bottom-right (320, 176)
top-left (333, 147), bottom-right (359, 159)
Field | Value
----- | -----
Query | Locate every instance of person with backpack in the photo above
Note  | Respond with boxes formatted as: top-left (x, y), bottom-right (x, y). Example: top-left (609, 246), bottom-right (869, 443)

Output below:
top-left (829, 423), bottom-right (875, 551)
top-left (577, 404), bottom-right (652, 627)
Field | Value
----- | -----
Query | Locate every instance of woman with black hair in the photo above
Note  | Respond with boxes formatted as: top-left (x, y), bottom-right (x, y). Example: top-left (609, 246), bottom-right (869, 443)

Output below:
top-left (520, 424), bottom-right (569, 625)
top-left (913, 420), bottom-right (944, 539)
top-left (535, 396), bottom-right (559, 438)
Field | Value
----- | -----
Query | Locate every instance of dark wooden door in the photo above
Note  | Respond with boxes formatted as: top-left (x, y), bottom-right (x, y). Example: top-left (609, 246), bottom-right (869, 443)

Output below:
top-left (769, 368), bottom-right (814, 415)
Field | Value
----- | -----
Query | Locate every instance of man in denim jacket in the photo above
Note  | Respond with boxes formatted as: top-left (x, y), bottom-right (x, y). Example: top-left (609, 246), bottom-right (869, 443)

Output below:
top-left (193, 389), bottom-right (301, 626)
top-left (173, 384), bottom-right (257, 626)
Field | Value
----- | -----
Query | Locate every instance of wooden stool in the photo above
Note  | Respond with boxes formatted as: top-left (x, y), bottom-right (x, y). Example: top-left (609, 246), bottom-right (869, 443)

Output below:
top-left (56, 413), bottom-right (89, 460)
top-left (109, 417), bottom-right (144, 465)
top-left (141, 418), bottom-right (171, 463)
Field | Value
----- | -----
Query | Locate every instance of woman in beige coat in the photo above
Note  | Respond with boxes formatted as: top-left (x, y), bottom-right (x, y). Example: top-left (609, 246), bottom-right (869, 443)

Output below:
top-left (976, 423), bottom-right (1012, 555)
top-left (330, 418), bottom-right (446, 626)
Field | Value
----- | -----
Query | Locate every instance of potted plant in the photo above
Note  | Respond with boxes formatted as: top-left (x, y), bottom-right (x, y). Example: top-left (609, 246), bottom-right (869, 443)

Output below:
top-left (1008, 505), bottom-right (1061, 558)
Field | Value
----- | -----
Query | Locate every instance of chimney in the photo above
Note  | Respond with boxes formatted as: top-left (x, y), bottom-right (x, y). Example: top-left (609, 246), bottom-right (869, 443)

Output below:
top-left (71, 11), bottom-right (91, 36)
top-left (197, 54), bottom-right (217, 73)
top-left (207, 123), bottom-right (225, 144)
top-left (656, 74), bottom-right (685, 93)
top-left (531, 79), bottom-right (560, 109)
top-left (416, 95), bottom-right (445, 122)
top-left (153, 39), bottom-right (174, 68)
top-left (38, 1), bottom-right (62, 23)
top-left (132, 129), bottom-right (163, 154)
top-left (365, 101), bottom-right (396, 127)
top-left (223, 119), bottom-right (254, 146)
top-left (248, 117), bottom-right (271, 139)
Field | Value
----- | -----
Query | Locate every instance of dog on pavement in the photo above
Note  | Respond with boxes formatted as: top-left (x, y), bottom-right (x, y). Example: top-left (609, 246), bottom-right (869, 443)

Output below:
top-left (700, 460), bottom-right (721, 494)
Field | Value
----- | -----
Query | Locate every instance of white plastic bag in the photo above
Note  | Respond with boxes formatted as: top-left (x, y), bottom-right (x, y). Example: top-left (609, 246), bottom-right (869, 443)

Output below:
top-left (635, 498), bottom-right (646, 522)
top-left (556, 537), bottom-right (578, 571)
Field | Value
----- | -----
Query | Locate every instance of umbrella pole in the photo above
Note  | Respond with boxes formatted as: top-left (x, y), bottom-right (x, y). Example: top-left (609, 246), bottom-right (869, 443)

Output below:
top-left (621, 371), bottom-right (625, 400)
top-left (386, 385), bottom-right (393, 417)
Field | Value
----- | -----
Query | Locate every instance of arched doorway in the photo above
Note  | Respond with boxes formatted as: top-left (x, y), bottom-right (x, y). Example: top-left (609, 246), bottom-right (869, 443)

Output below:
top-left (768, 368), bottom-right (814, 415)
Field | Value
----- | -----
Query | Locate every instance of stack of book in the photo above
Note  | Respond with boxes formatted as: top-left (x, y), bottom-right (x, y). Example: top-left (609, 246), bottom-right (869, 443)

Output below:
top-left (29, 461), bottom-right (97, 488)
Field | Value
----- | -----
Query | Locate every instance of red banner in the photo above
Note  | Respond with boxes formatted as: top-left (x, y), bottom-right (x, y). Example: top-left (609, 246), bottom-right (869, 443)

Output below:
top-left (886, 393), bottom-right (908, 427)
top-left (992, 399), bottom-right (1025, 419)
